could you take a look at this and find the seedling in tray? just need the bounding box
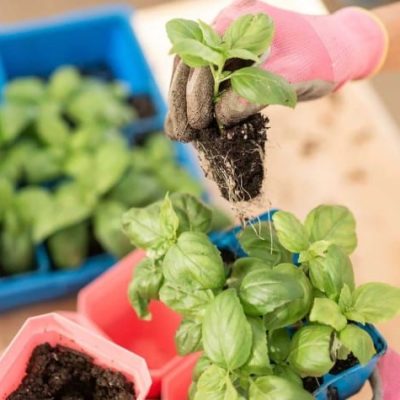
[122,193,400,399]
[166,14,297,202]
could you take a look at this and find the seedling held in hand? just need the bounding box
[167,14,297,107]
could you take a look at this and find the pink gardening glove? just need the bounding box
[373,349,400,399]
[213,0,388,126]
[165,0,388,139]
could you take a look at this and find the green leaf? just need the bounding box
[226,48,259,62]
[198,20,222,49]
[304,205,357,255]
[170,39,224,68]
[272,211,309,253]
[346,283,400,324]
[48,222,89,269]
[93,201,132,258]
[308,245,355,301]
[170,193,212,234]
[249,376,313,400]
[264,263,313,331]
[228,257,271,290]
[239,265,304,316]
[338,284,353,313]
[339,325,375,365]
[241,317,271,376]
[209,207,233,231]
[5,77,46,103]
[0,103,33,144]
[163,231,225,290]
[0,178,13,222]
[122,198,178,257]
[194,365,239,400]
[48,66,81,101]
[203,289,252,370]
[230,67,297,107]
[166,18,203,44]
[223,13,274,55]
[268,329,291,364]
[193,355,212,382]
[273,365,303,387]
[309,298,347,331]
[298,240,331,263]
[128,258,163,320]
[238,221,291,265]
[288,325,335,377]
[159,282,214,319]
[175,319,203,355]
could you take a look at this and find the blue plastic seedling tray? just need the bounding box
[0,6,204,312]
[211,212,387,400]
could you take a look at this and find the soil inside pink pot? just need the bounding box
[7,343,136,400]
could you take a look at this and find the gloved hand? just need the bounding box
[372,349,400,400]
[165,0,388,140]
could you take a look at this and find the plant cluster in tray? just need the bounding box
[122,193,400,399]
[0,67,204,275]
[167,14,296,202]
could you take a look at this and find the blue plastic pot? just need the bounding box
[0,6,203,312]
[210,212,387,400]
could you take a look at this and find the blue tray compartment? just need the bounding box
[211,212,387,400]
[0,6,204,312]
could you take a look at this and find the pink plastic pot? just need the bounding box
[162,353,200,400]
[0,312,151,400]
[78,250,183,397]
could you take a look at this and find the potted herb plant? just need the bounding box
[119,193,400,399]
[0,312,151,400]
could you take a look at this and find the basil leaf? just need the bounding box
[230,67,297,107]
[93,201,131,258]
[273,365,303,387]
[128,258,163,320]
[309,298,347,331]
[308,245,355,301]
[288,325,335,377]
[264,263,313,330]
[163,231,225,290]
[272,211,309,253]
[175,319,203,355]
[226,49,259,62]
[210,206,233,231]
[223,13,274,55]
[238,222,291,265]
[268,329,291,364]
[339,324,375,365]
[193,355,212,382]
[48,66,81,101]
[5,77,46,103]
[239,266,304,316]
[195,365,239,400]
[304,205,357,255]
[170,39,223,68]
[203,289,252,370]
[0,178,13,222]
[338,284,353,313]
[228,257,271,289]
[170,193,212,234]
[166,18,203,45]
[48,222,89,269]
[198,20,222,49]
[122,197,178,257]
[249,376,313,400]
[346,283,400,323]
[241,317,271,376]
[159,282,214,319]
[298,240,331,263]
[0,103,33,145]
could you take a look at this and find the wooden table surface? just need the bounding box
[1,1,399,399]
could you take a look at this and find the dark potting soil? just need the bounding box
[7,343,135,400]
[194,113,268,202]
[302,376,324,393]
[127,94,156,119]
[329,353,359,375]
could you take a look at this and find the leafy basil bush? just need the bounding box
[123,194,400,399]
[0,67,212,275]
[167,14,296,106]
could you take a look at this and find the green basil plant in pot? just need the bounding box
[122,193,400,399]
